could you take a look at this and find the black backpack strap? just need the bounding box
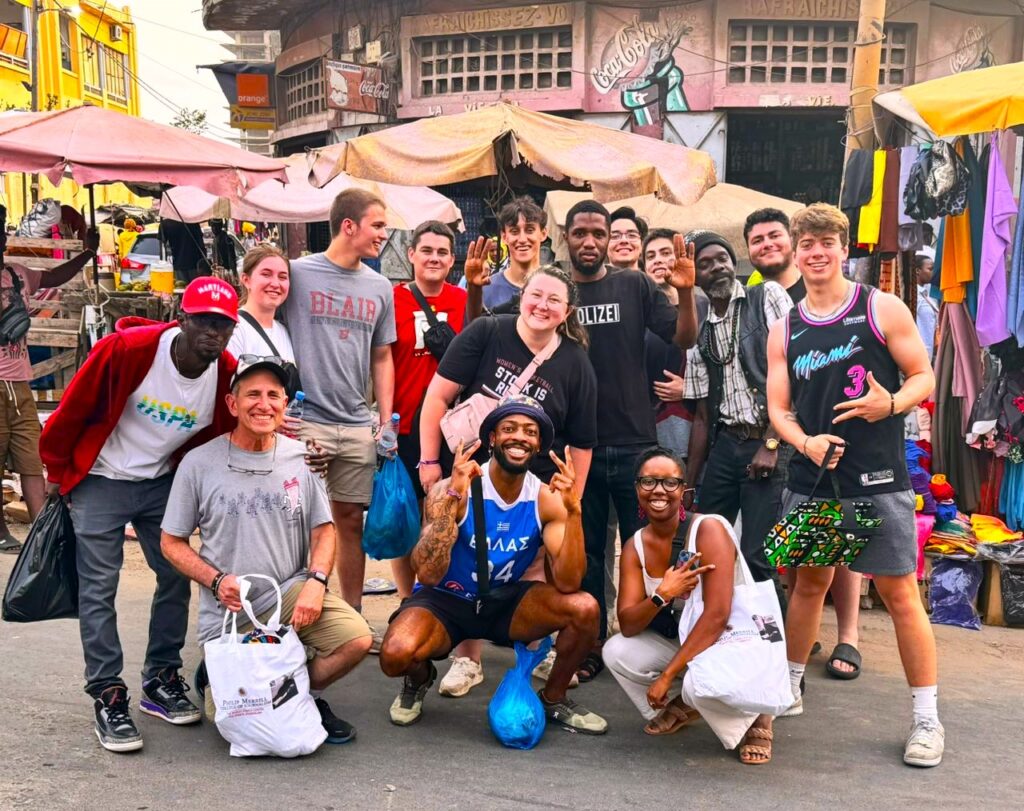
[670,512,696,564]
[408,283,441,329]
[238,310,282,357]
[471,476,489,613]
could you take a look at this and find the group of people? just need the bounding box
[2,186,943,768]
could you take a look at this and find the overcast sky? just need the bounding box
[129,1,237,143]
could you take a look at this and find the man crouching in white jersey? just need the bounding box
[379,395,607,735]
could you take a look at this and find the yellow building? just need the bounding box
[1,0,148,224]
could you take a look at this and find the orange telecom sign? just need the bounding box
[236,73,271,107]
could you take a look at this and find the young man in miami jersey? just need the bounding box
[765,204,942,767]
[379,396,607,735]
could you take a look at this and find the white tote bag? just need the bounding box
[204,574,327,758]
[678,515,793,721]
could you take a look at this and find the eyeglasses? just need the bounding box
[635,476,684,492]
[610,230,642,242]
[226,436,277,476]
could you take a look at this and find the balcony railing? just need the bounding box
[0,23,28,68]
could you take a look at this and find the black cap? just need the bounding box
[479,394,555,453]
[685,229,737,266]
[230,354,290,389]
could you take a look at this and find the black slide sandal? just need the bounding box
[825,643,862,680]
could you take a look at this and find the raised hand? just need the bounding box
[463,236,496,288]
[833,371,894,424]
[547,449,580,513]
[665,234,696,290]
[657,553,715,600]
[449,438,483,499]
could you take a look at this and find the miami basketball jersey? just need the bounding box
[436,466,543,601]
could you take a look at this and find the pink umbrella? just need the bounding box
[0,105,287,196]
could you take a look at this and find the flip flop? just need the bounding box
[363,578,397,595]
[825,643,862,680]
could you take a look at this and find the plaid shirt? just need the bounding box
[684,280,792,427]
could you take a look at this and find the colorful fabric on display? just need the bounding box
[999,459,1024,531]
[977,135,1015,346]
[971,513,1023,543]
[1007,169,1024,347]
[963,138,988,321]
[947,303,984,436]
[931,220,946,302]
[878,147,901,253]
[938,201,973,304]
[897,146,919,225]
[857,150,886,247]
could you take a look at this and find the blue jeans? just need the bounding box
[69,474,189,698]
[581,444,647,639]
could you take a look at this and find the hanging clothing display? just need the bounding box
[878,147,901,253]
[857,150,886,247]
[937,201,973,303]
[977,133,1016,346]
[1007,172,1024,347]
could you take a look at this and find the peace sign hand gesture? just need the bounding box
[547,449,580,514]
[449,439,483,499]
[665,234,696,291]
[463,237,496,288]
[833,371,894,424]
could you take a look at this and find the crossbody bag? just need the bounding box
[408,283,457,361]
[439,331,558,454]
[0,267,31,347]
[238,311,303,398]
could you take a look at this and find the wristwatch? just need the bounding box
[764,437,780,451]
[308,569,329,587]
[651,591,668,608]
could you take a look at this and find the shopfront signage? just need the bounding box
[325,60,391,114]
[741,0,858,18]
[236,73,271,107]
[415,3,571,36]
[229,105,275,130]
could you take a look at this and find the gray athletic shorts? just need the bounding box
[778,488,918,577]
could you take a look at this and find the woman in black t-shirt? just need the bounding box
[419,265,597,490]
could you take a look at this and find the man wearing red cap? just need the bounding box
[40,276,239,753]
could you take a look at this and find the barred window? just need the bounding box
[415,26,572,97]
[104,47,127,102]
[281,60,324,124]
[727,21,913,86]
[82,44,102,94]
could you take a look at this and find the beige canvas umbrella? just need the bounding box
[544,184,802,270]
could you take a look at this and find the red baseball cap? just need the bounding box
[180,276,239,322]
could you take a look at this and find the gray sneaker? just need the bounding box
[389,662,437,726]
[904,719,944,767]
[779,690,803,718]
[538,689,608,735]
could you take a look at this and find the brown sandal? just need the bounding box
[738,724,773,765]
[643,697,700,736]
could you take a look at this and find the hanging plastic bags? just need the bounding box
[488,637,552,750]
[929,558,983,630]
[362,456,421,560]
[2,496,78,623]
[204,574,326,758]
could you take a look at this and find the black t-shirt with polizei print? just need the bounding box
[437,314,598,482]
[576,268,678,446]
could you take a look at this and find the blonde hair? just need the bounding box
[790,203,850,248]
[239,245,290,305]
[522,265,589,350]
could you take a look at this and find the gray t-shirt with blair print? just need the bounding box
[162,434,333,645]
[282,252,396,426]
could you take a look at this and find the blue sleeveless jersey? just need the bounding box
[435,467,544,601]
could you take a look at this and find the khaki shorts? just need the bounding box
[299,421,376,504]
[0,381,43,476]
[204,581,371,718]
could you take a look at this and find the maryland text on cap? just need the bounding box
[181,276,239,322]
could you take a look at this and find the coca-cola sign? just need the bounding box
[325,59,391,113]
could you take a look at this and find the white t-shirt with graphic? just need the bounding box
[90,328,218,481]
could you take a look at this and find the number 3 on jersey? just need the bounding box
[470,559,516,585]
[844,364,867,398]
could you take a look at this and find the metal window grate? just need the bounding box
[104,47,127,103]
[415,26,572,97]
[727,21,912,86]
[281,60,325,124]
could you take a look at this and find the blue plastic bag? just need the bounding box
[488,637,552,750]
[362,457,420,560]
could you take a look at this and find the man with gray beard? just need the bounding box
[682,231,792,587]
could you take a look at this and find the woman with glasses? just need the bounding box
[608,206,648,271]
[603,446,777,764]
[227,245,295,363]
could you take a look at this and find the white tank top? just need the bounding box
[631,529,664,599]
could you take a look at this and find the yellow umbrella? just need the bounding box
[873,62,1024,138]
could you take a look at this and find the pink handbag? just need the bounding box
[440,334,559,453]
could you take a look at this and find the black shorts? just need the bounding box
[389,581,539,651]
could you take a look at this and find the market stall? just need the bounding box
[855,62,1024,628]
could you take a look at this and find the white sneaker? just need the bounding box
[368,624,384,655]
[531,648,579,688]
[779,690,803,718]
[904,719,944,767]
[437,657,484,697]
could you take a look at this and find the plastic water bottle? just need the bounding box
[377,412,399,457]
[284,391,305,421]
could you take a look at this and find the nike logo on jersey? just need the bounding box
[791,328,809,341]
[791,335,864,380]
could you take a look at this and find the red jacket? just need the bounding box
[40,317,237,494]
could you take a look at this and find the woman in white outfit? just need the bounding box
[226,245,295,362]
[602,446,777,764]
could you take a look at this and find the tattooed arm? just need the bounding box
[411,480,466,586]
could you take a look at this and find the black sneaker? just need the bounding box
[315,698,355,744]
[94,687,143,753]
[140,669,202,725]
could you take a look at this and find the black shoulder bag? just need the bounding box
[237,310,303,399]
[0,267,32,347]
[408,283,457,361]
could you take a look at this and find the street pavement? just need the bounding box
[1,545,1022,811]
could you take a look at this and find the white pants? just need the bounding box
[602,631,682,721]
